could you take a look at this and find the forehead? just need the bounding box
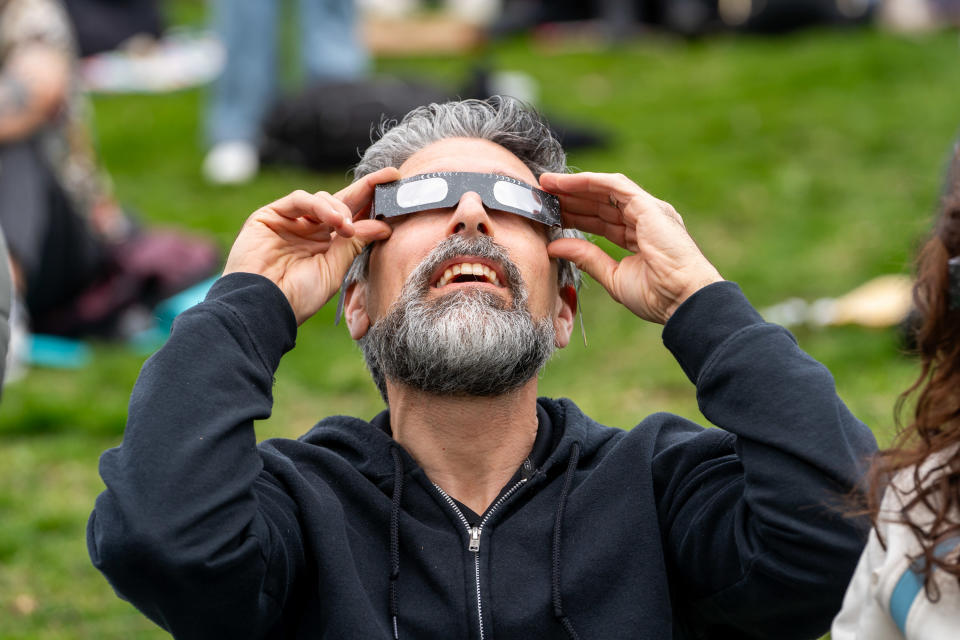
[399,137,538,186]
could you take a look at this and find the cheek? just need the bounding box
[518,234,554,277]
[367,239,433,317]
[510,244,557,306]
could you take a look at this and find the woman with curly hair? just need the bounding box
[833,144,960,638]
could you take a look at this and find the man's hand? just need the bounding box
[222,167,400,324]
[540,172,723,324]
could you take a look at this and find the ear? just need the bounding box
[553,285,577,348]
[344,281,371,340]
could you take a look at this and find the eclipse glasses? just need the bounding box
[373,172,561,227]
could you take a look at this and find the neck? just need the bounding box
[386,379,540,515]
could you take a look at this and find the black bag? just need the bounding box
[260,78,452,171]
[260,73,608,172]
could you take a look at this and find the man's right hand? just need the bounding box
[222,167,400,325]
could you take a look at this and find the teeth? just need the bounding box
[434,262,501,288]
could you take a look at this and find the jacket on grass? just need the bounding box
[88,274,878,639]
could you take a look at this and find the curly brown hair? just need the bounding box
[866,143,960,600]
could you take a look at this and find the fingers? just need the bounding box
[255,168,400,241]
[352,219,392,244]
[260,189,357,236]
[542,172,674,224]
[334,166,402,220]
[543,172,686,251]
[560,212,630,249]
[540,171,646,205]
[557,193,623,224]
[548,237,621,301]
[325,219,392,275]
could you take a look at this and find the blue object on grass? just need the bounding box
[154,276,218,332]
[24,278,219,367]
[27,334,92,369]
[126,276,219,355]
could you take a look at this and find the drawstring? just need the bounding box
[389,446,404,640]
[387,441,582,639]
[551,442,582,640]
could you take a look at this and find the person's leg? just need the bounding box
[298,0,369,82]
[0,140,104,319]
[202,0,281,183]
[204,0,280,146]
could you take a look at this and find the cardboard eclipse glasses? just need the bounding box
[373,172,561,227]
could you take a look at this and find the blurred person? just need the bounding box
[90,97,877,638]
[0,0,217,363]
[0,0,123,343]
[203,0,369,185]
[832,142,960,639]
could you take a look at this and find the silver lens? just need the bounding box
[493,180,541,216]
[396,177,449,208]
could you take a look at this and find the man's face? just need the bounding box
[344,136,575,399]
[361,137,565,332]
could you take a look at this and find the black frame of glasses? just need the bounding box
[372,172,562,227]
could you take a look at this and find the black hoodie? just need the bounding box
[88,274,877,639]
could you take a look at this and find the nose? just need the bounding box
[447,191,491,237]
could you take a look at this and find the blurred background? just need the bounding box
[1,0,958,636]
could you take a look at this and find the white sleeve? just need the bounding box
[831,525,905,640]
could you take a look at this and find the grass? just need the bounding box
[2,18,958,637]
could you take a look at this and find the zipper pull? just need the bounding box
[468,526,481,553]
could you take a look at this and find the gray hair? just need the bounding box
[340,97,583,313]
[354,96,567,179]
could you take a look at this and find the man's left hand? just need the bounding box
[540,171,723,324]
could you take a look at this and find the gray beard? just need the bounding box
[360,235,556,401]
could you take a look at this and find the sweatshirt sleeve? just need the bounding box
[655,281,877,639]
[87,273,304,638]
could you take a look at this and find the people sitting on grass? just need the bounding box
[88,97,877,638]
[0,0,217,373]
[832,140,960,639]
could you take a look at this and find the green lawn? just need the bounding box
[2,20,957,638]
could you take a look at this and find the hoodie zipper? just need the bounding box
[433,478,527,640]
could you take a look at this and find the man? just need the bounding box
[89,97,877,639]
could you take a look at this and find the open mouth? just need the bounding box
[432,259,504,289]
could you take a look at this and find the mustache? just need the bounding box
[404,235,525,301]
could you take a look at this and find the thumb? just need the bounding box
[548,237,620,301]
[328,219,392,274]
[353,218,392,244]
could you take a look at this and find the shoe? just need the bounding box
[202,141,259,185]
